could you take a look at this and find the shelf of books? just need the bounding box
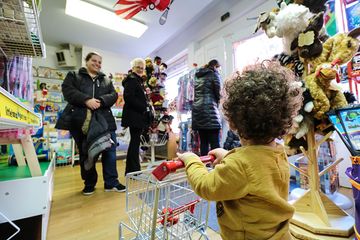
[33,66,73,167]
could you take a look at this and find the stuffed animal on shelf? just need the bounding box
[153,56,162,78]
[148,76,158,89]
[160,63,168,73]
[145,57,154,80]
[305,33,360,119]
[150,87,164,106]
[291,12,324,59]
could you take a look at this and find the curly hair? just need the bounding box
[222,61,303,144]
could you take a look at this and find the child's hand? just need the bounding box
[176,152,199,166]
[208,148,229,166]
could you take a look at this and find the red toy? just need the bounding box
[152,155,215,181]
[114,0,171,20]
[159,199,200,226]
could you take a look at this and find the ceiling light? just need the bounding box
[65,0,147,38]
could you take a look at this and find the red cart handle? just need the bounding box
[152,155,215,181]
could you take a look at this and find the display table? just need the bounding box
[0,86,54,240]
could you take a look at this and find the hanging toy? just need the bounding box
[114,0,171,20]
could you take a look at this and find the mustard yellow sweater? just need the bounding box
[185,145,294,240]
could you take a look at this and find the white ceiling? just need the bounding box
[39,0,216,59]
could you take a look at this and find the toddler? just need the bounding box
[178,62,302,240]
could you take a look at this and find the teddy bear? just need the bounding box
[305,33,359,119]
[291,12,324,59]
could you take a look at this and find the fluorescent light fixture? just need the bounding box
[65,0,148,38]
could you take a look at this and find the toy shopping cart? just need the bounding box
[119,156,215,240]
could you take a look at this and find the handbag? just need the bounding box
[118,127,131,143]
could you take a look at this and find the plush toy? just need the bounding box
[148,76,158,89]
[305,33,359,119]
[276,0,327,13]
[274,2,313,55]
[153,56,162,78]
[160,63,168,73]
[286,80,314,139]
[254,10,278,38]
[307,33,360,72]
[344,91,357,104]
[291,12,324,59]
[150,87,164,106]
[145,57,154,80]
[273,52,304,77]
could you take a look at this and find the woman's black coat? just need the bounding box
[55,67,117,131]
[192,67,222,130]
[121,72,148,129]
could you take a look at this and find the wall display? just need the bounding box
[33,66,72,165]
[33,66,67,80]
[324,0,338,36]
[345,1,360,31]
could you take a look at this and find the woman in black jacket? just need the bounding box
[192,59,222,156]
[56,52,125,195]
[121,58,149,175]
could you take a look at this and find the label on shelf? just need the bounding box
[0,88,41,126]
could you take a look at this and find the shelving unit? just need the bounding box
[0,0,45,58]
[0,86,54,240]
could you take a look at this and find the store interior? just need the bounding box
[1,0,360,239]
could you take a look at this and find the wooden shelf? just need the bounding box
[290,127,354,237]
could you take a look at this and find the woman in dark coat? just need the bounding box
[56,52,125,195]
[192,59,222,156]
[121,58,149,175]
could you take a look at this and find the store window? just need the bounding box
[233,33,283,71]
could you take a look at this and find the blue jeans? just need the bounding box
[71,131,120,188]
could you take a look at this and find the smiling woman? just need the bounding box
[121,58,151,175]
[55,51,126,195]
